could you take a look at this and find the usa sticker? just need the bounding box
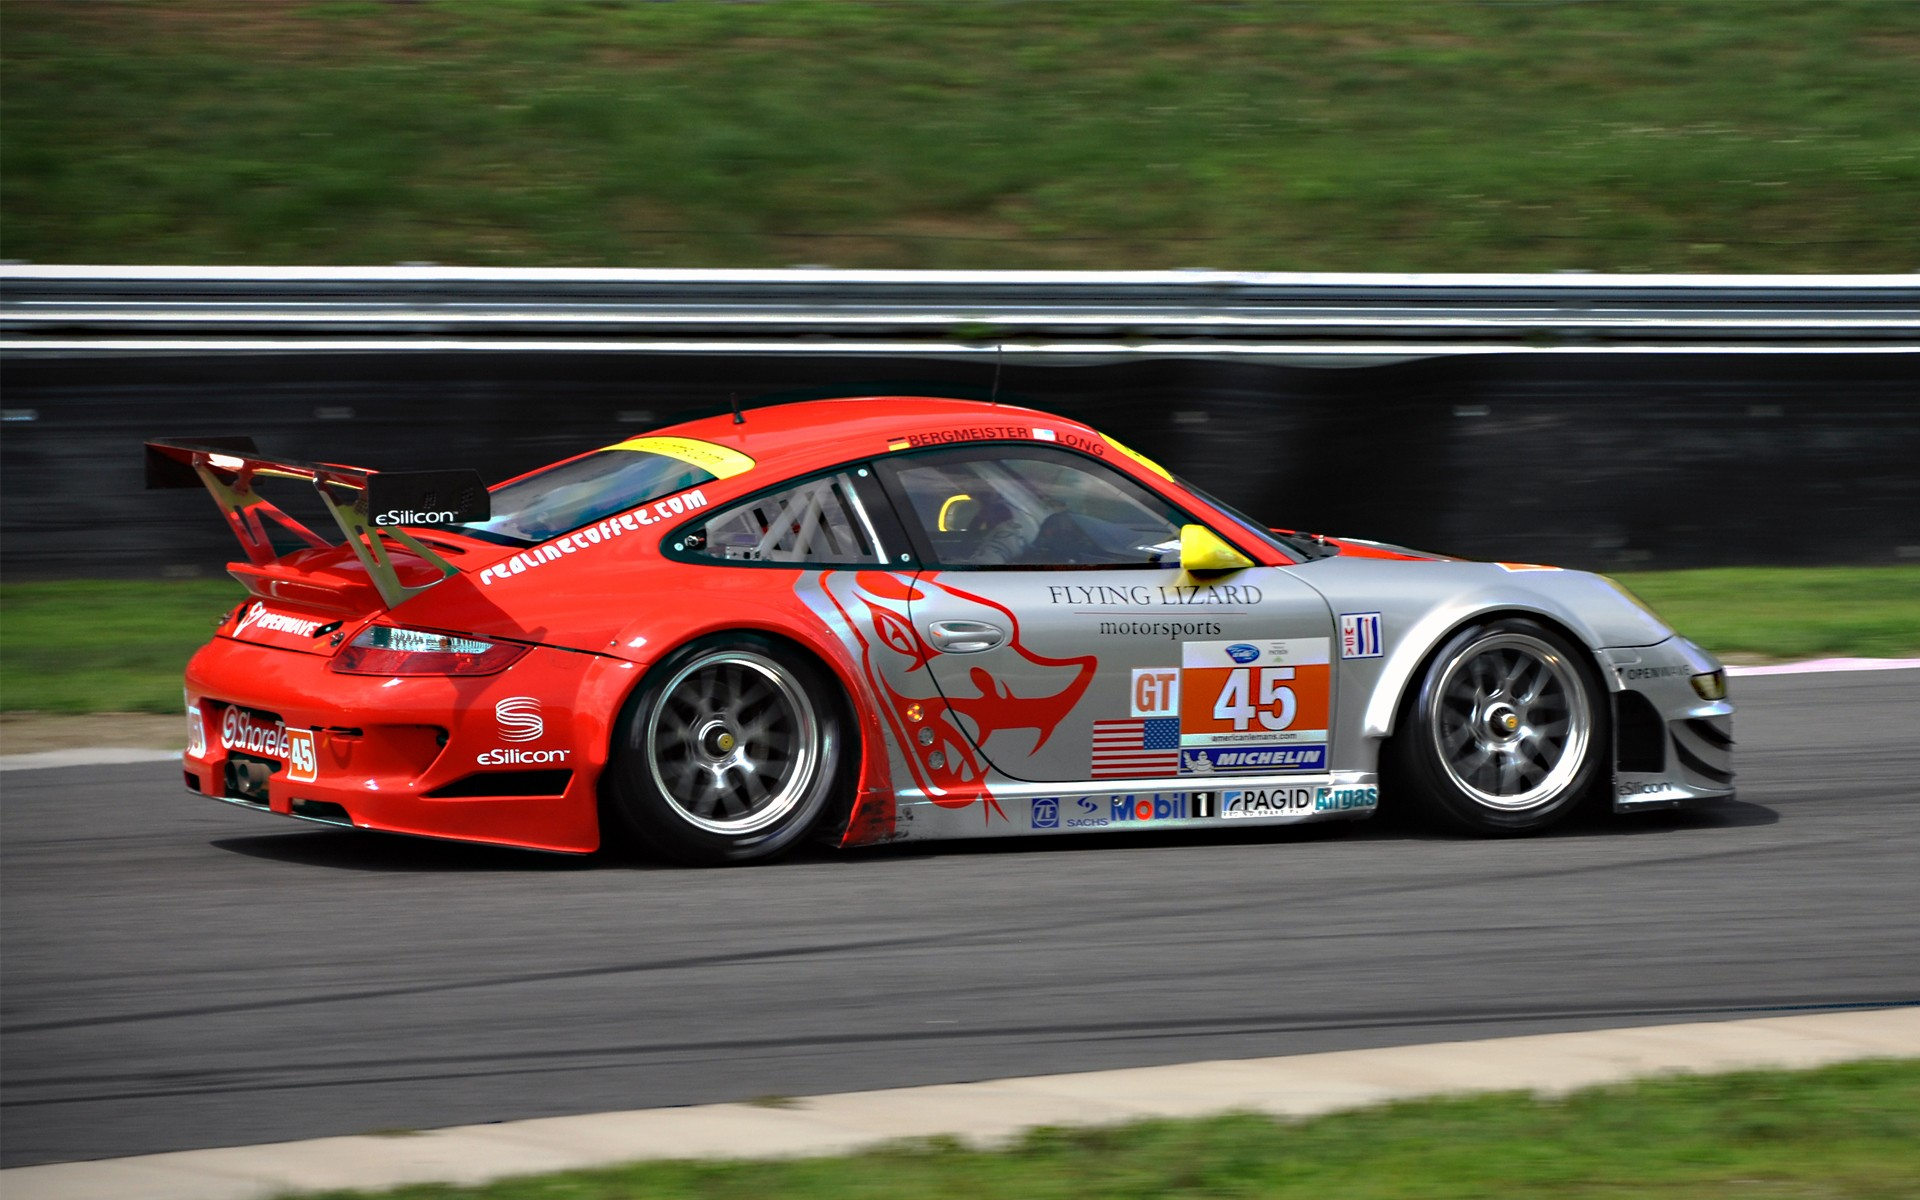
[186,705,206,757]
[1340,612,1383,659]
[1033,428,1058,441]
[285,728,319,783]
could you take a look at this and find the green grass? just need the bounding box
[288,1059,1920,1199]
[1614,566,1920,663]
[4,1,1919,271]
[2,567,1914,715]
[0,579,242,714]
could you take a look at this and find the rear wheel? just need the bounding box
[1388,617,1609,834]
[607,636,842,864]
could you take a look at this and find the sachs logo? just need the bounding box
[495,696,544,742]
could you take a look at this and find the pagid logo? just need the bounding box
[495,696,544,742]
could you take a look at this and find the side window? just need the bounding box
[683,470,888,565]
[876,445,1187,569]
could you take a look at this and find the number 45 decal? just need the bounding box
[1180,639,1331,741]
[286,728,319,783]
[1212,666,1298,731]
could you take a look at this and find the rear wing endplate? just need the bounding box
[145,438,490,610]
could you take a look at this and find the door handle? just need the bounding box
[926,620,1006,653]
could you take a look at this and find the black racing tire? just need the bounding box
[606,634,844,865]
[1386,616,1611,835]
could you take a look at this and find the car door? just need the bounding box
[871,443,1337,785]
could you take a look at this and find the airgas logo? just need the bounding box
[1314,786,1378,812]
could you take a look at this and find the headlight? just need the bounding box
[330,625,530,676]
[1691,669,1728,701]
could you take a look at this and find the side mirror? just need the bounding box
[1179,525,1254,573]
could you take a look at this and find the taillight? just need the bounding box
[330,625,530,676]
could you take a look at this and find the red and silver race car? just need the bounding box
[150,395,1733,864]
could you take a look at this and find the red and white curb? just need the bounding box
[4,1007,1915,1200]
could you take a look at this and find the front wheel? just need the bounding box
[606,636,844,865]
[1387,617,1609,835]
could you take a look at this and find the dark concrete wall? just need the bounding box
[2,352,1915,578]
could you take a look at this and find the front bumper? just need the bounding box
[182,635,640,852]
[1603,637,1736,811]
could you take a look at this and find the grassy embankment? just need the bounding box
[286,1060,1920,1200]
[4,1,1918,272]
[1,568,1915,715]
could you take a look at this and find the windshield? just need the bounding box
[460,451,710,544]
[1176,476,1338,562]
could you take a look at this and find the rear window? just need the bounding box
[461,437,753,544]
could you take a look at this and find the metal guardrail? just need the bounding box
[4,266,1918,360]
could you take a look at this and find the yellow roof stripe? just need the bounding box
[1102,434,1172,479]
[601,436,755,478]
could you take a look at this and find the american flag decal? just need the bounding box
[1091,717,1181,778]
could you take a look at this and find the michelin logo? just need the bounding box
[1182,745,1326,774]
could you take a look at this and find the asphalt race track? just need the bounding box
[3,669,1916,1168]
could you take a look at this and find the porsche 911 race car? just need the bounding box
[150,395,1733,864]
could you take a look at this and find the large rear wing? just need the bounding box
[145,438,490,610]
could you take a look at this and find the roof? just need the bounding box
[650,396,1105,479]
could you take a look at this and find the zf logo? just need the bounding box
[1032,798,1060,829]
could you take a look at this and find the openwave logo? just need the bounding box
[495,696,543,742]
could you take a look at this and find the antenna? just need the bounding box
[729,392,745,425]
[990,344,1004,406]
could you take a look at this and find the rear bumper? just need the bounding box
[182,635,638,852]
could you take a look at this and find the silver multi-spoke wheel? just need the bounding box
[645,650,821,836]
[1391,618,1606,835]
[1425,631,1590,811]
